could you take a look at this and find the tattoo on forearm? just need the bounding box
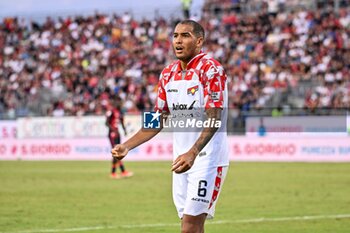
[192,108,221,155]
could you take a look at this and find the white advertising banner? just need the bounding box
[229,136,350,162]
[16,116,108,139]
[1,136,349,162]
[0,138,111,160]
[122,114,142,141]
[246,116,348,137]
[0,120,17,139]
[0,137,172,161]
[16,115,142,139]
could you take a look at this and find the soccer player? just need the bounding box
[111,20,229,233]
[106,99,133,179]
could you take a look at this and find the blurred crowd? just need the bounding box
[0,11,174,118]
[203,0,350,117]
[0,0,350,121]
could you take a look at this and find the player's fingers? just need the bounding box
[174,164,189,174]
[111,149,121,157]
[112,153,124,160]
[171,160,183,172]
[113,144,122,151]
[172,157,180,166]
[111,146,117,153]
[112,145,125,154]
[111,151,119,158]
[111,149,119,157]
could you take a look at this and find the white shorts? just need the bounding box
[172,166,228,219]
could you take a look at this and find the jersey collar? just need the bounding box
[177,52,206,71]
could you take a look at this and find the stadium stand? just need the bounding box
[0,0,349,132]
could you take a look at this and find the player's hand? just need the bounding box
[171,151,197,174]
[111,144,129,160]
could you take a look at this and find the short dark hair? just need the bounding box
[177,20,205,39]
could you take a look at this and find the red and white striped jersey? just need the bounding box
[154,53,229,171]
[155,53,226,112]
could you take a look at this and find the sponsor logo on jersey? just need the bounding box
[172,103,188,110]
[172,100,196,111]
[187,85,199,95]
[167,89,178,93]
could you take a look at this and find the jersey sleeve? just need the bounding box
[203,61,227,109]
[154,73,169,113]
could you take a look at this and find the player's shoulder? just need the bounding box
[200,54,224,70]
[161,61,179,75]
[160,61,180,84]
[199,54,226,79]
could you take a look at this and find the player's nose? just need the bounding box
[173,36,182,44]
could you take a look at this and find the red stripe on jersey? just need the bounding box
[208,166,223,209]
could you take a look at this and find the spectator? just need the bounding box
[0,0,349,129]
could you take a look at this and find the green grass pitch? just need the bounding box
[1,161,350,233]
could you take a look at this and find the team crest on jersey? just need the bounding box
[187,85,199,95]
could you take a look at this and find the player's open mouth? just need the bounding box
[175,47,184,52]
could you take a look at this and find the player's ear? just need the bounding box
[196,36,204,49]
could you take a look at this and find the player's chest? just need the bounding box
[164,79,204,110]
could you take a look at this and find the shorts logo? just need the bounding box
[191,197,209,203]
[187,85,199,95]
[143,111,161,129]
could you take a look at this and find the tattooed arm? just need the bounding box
[171,108,222,173]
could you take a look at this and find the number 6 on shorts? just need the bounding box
[198,180,207,197]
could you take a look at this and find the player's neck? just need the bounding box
[179,51,202,70]
[179,56,195,70]
[180,61,188,70]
